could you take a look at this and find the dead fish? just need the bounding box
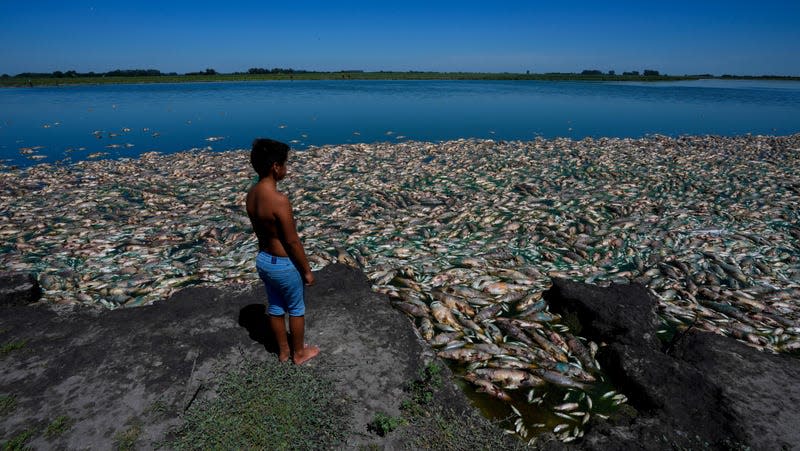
[565,333,597,371]
[463,373,512,401]
[438,348,493,363]
[430,331,463,347]
[532,369,590,391]
[495,318,535,347]
[527,329,569,363]
[390,301,428,319]
[474,368,545,388]
[475,303,505,322]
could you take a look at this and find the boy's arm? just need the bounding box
[274,195,315,285]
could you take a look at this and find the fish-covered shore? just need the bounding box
[2,134,799,442]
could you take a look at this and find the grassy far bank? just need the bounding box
[3,71,799,87]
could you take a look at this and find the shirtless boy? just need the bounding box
[246,138,319,365]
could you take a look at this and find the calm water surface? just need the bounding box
[1,79,799,167]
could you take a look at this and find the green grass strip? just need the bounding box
[168,360,348,450]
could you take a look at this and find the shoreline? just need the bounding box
[4,132,800,172]
[3,72,800,88]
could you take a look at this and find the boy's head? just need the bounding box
[251,138,290,179]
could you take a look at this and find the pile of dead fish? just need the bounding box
[1,134,799,443]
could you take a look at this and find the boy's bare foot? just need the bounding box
[293,344,320,365]
[278,351,291,363]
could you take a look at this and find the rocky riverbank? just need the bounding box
[3,268,799,449]
[0,265,521,449]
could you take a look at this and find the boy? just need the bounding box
[246,138,319,365]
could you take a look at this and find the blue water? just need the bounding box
[2,79,800,168]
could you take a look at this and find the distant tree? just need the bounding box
[53,70,64,78]
[623,71,640,76]
[581,69,603,75]
[1,74,8,78]
[107,69,162,77]
[643,69,660,76]
[526,70,530,75]
[608,70,615,75]
[204,68,216,75]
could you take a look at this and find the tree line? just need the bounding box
[0,68,318,78]
[3,69,178,78]
[581,69,662,76]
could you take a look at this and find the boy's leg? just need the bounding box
[268,314,291,362]
[289,316,319,365]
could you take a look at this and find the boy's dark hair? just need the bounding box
[251,138,290,178]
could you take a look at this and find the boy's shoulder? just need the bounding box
[250,183,290,205]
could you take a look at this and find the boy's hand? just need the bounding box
[302,271,315,286]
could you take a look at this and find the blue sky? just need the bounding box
[1,1,799,76]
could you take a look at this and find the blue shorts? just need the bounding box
[255,251,305,317]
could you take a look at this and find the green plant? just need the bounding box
[0,395,16,417]
[44,416,73,438]
[114,423,142,451]
[403,362,443,413]
[2,428,35,451]
[368,412,404,437]
[146,399,170,419]
[0,340,26,357]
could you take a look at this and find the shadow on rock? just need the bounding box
[238,303,280,355]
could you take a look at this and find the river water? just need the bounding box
[2,79,800,168]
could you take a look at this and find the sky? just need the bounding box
[1,1,799,76]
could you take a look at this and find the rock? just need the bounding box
[544,277,660,348]
[0,271,41,307]
[543,278,800,450]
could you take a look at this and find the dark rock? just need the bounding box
[544,278,800,450]
[544,278,660,348]
[672,329,800,450]
[0,271,41,306]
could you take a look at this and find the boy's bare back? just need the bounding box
[246,175,314,286]
[246,180,292,257]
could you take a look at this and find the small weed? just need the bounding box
[403,362,443,416]
[114,423,142,451]
[419,362,442,388]
[0,395,17,417]
[2,428,35,451]
[368,412,405,437]
[44,415,73,438]
[146,399,170,419]
[0,340,26,357]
